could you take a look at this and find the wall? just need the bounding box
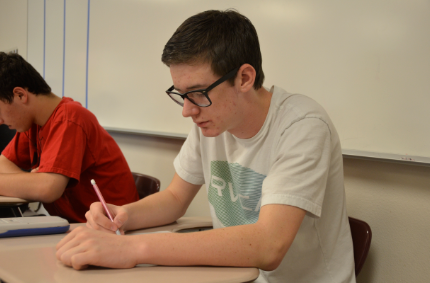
[0,0,27,56]
[110,133,211,218]
[344,158,430,283]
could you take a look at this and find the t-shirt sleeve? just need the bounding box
[174,125,205,185]
[261,117,332,217]
[37,120,89,184]
[2,132,32,170]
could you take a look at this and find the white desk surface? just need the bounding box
[0,196,29,205]
[0,217,259,283]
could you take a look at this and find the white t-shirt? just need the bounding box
[174,86,356,283]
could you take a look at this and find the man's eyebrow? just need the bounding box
[174,84,207,93]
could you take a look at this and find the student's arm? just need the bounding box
[0,155,69,202]
[0,155,24,173]
[85,173,201,233]
[56,174,305,271]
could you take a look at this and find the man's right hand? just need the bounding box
[85,202,129,235]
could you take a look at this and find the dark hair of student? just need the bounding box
[161,9,265,89]
[0,52,51,103]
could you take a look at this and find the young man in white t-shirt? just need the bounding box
[56,9,356,283]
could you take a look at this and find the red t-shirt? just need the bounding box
[3,97,139,222]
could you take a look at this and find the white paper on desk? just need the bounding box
[126,230,172,236]
[135,263,157,267]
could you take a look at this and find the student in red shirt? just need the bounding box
[0,52,139,223]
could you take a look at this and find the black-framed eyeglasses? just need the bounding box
[166,67,239,107]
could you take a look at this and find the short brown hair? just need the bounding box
[161,9,265,89]
[0,52,51,103]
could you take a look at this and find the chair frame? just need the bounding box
[349,216,372,275]
[131,172,160,199]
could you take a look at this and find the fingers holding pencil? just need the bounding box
[89,179,127,235]
[85,202,116,233]
[86,202,129,234]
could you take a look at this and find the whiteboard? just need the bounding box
[27,0,430,159]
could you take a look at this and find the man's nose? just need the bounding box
[182,98,200,118]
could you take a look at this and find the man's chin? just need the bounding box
[199,128,222,138]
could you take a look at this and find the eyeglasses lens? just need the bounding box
[187,92,210,107]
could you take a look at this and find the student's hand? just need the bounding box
[85,202,129,235]
[30,167,39,173]
[56,226,138,270]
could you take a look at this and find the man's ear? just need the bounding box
[12,87,29,103]
[236,64,256,93]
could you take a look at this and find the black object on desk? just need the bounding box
[0,124,16,154]
[0,125,24,218]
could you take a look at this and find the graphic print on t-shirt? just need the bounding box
[208,161,266,227]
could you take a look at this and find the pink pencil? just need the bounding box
[91,179,121,235]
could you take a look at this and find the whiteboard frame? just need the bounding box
[104,127,430,167]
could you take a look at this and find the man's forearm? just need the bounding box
[123,189,192,231]
[0,172,67,202]
[131,223,268,268]
[121,173,202,231]
[128,204,305,271]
